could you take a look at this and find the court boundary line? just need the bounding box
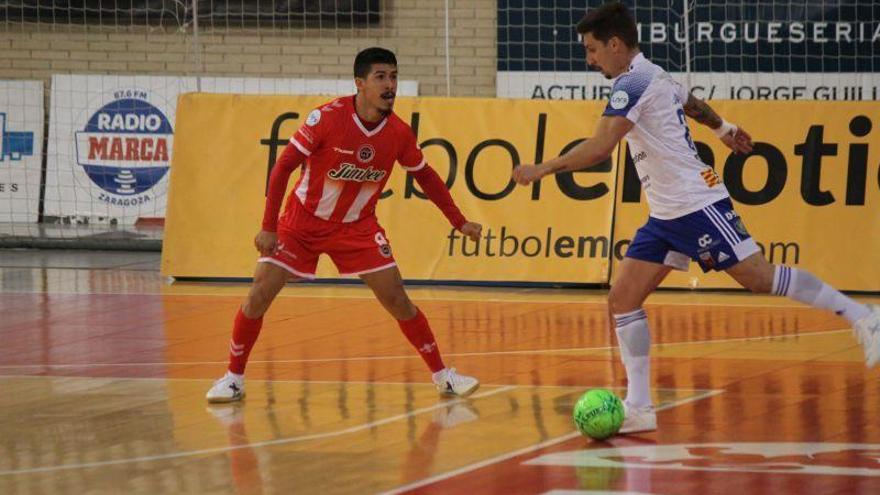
[0,381,721,480]
[0,327,852,370]
[0,385,518,477]
[0,373,713,395]
[4,288,867,309]
[378,389,725,495]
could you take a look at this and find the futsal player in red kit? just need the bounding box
[206,47,483,403]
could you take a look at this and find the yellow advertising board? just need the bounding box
[163,96,879,291]
[162,94,617,284]
[611,102,880,291]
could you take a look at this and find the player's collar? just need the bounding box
[628,52,646,71]
[350,95,388,137]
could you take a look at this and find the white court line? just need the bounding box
[0,385,517,477]
[378,389,725,495]
[1,287,854,309]
[0,328,851,370]
[0,374,712,397]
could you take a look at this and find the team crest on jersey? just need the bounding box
[698,250,715,268]
[374,232,392,258]
[357,144,375,163]
[306,109,321,126]
[379,244,392,258]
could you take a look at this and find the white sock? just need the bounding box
[614,308,652,409]
[773,266,870,324]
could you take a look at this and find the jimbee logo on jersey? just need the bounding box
[73,89,172,206]
[357,144,375,163]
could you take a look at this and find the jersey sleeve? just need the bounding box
[261,143,307,232]
[603,73,653,123]
[290,106,329,156]
[675,80,690,103]
[397,126,426,172]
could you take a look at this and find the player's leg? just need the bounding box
[696,197,880,366]
[332,219,478,397]
[207,231,317,403]
[207,262,294,403]
[359,265,479,397]
[609,256,671,434]
[232,261,294,371]
[726,251,879,366]
[611,216,688,434]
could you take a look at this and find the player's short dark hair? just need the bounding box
[354,47,397,78]
[576,2,639,49]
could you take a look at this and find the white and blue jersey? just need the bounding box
[607,53,759,271]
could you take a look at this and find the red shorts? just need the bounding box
[259,209,396,279]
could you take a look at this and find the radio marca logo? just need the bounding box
[74,89,173,206]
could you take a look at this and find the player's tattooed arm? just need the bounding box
[682,94,723,130]
[683,93,754,154]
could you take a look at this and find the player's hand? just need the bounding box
[254,230,278,257]
[721,126,753,155]
[459,222,482,242]
[512,164,544,186]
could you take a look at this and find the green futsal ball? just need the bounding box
[572,389,624,440]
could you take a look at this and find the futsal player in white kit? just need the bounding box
[511,2,880,435]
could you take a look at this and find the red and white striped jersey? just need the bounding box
[282,95,424,225]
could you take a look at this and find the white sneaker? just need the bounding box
[432,367,480,397]
[854,305,880,368]
[619,401,657,434]
[206,371,245,403]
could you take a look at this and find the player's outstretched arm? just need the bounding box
[410,164,482,241]
[683,94,753,155]
[512,115,632,186]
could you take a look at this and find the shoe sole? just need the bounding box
[618,414,658,435]
[618,425,657,435]
[206,392,245,404]
[439,382,480,398]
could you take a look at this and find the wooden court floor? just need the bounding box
[1,249,879,494]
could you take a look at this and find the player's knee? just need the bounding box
[242,282,276,318]
[241,298,267,319]
[607,287,632,315]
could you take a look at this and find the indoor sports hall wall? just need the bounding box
[3,1,877,245]
[0,1,496,98]
[161,95,880,291]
